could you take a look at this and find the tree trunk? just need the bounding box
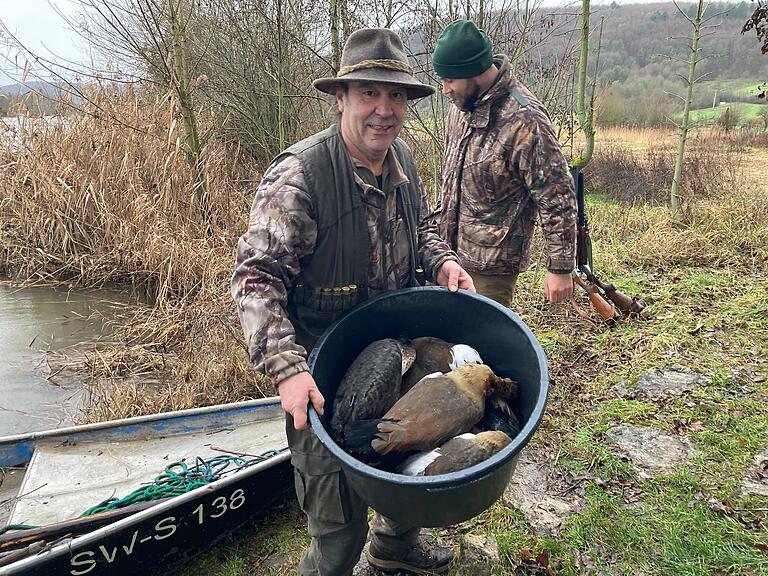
[670,0,706,222]
[330,0,340,72]
[167,0,212,233]
[572,0,595,169]
[276,0,287,151]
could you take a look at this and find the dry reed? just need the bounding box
[0,89,271,422]
[583,127,768,271]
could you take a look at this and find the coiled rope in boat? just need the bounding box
[0,447,289,534]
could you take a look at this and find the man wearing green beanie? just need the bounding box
[432,19,577,307]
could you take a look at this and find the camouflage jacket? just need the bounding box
[437,55,577,275]
[231,135,457,386]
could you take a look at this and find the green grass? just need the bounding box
[697,78,766,100]
[559,474,768,576]
[685,102,768,125]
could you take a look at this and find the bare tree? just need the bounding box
[668,0,726,221]
[194,0,331,160]
[69,0,212,230]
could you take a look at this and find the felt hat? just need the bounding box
[314,28,435,100]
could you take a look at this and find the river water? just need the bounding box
[0,283,133,437]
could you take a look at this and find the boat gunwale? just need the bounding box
[0,397,282,447]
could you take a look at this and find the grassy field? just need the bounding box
[685,102,768,125]
[1,105,766,575]
[696,79,766,100]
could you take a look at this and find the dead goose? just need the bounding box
[397,430,512,476]
[330,338,415,446]
[345,363,517,457]
[401,337,483,395]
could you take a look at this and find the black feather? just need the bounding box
[476,397,521,439]
[343,418,393,455]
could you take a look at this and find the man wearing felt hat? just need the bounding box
[232,27,471,575]
[432,20,578,308]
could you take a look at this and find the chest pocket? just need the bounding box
[464,152,507,208]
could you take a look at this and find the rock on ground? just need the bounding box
[612,365,707,400]
[741,445,768,496]
[453,533,499,576]
[503,449,584,535]
[604,425,696,479]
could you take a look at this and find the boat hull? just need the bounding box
[0,399,293,576]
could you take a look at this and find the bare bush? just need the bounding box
[585,134,744,208]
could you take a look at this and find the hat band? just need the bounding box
[337,59,414,78]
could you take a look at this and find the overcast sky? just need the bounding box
[1,0,87,83]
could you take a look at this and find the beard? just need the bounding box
[450,81,482,111]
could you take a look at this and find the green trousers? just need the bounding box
[286,416,419,576]
[471,271,519,307]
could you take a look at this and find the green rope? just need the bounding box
[1,447,289,533]
[80,449,289,516]
[0,524,37,535]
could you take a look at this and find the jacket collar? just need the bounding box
[466,54,516,128]
[350,146,410,195]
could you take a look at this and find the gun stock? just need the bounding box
[573,273,619,323]
[592,278,646,317]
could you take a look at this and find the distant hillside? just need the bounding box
[0,81,83,116]
[584,1,767,82]
[533,1,768,125]
[0,81,64,97]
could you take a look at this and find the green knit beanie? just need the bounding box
[432,20,493,79]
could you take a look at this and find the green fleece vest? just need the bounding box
[278,124,421,349]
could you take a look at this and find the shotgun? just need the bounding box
[572,167,645,320]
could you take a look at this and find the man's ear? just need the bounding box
[335,87,345,113]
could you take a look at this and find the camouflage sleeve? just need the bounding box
[513,108,577,273]
[415,175,459,280]
[230,155,316,386]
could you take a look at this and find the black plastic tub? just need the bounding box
[307,286,548,527]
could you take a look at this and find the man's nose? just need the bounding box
[375,97,394,116]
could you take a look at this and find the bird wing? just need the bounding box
[371,376,483,455]
[330,338,404,443]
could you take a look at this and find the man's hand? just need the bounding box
[277,371,325,430]
[544,271,574,304]
[436,260,476,293]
